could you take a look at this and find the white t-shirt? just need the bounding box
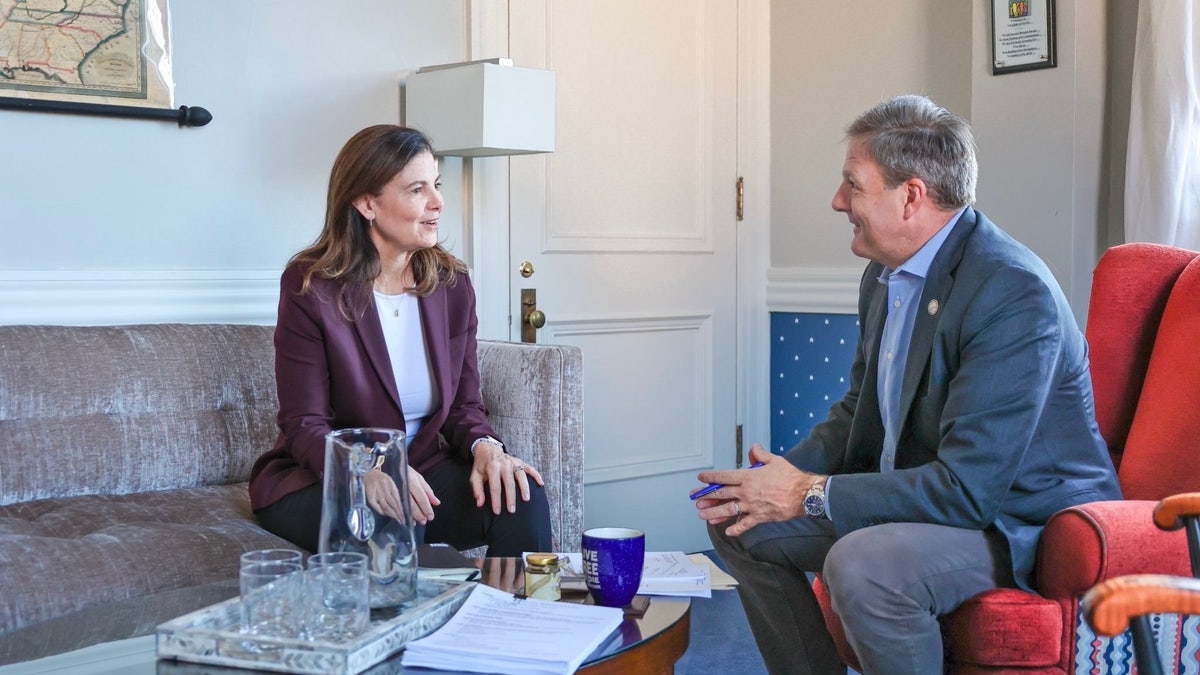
[374,290,438,445]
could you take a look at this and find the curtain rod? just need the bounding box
[0,97,212,127]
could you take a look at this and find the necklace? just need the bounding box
[377,291,402,318]
[374,275,412,318]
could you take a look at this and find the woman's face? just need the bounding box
[357,150,443,264]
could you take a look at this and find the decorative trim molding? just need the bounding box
[0,270,279,326]
[737,0,772,451]
[766,266,862,314]
[545,313,714,484]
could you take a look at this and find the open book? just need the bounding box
[400,583,622,675]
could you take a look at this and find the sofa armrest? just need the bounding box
[475,340,584,553]
[1039,500,1191,599]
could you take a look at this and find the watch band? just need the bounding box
[804,476,829,519]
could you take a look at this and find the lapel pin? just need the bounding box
[927,299,939,315]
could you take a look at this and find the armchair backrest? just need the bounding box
[1085,243,1199,475]
[1116,253,1200,500]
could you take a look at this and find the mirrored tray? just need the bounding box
[156,578,473,675]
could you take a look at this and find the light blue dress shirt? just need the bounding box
[875,210,962,472]
[823,209,964,517]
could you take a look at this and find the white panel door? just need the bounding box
[508,0,739,553]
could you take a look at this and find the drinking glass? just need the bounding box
[239,560,303,637]
[306,551,370,642]
[240,549,303,568]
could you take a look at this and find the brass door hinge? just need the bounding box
[736,177,745,221]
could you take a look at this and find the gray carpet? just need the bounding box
[675,551,768,674]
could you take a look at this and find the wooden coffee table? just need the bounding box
[0,557,691,674]
[580,595,690,674]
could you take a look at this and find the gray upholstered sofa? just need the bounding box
[0,324,583,662]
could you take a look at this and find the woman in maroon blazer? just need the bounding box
[249,125,552,556]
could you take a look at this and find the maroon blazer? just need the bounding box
[249,263,498,510]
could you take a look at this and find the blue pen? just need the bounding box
[689,462,765,500]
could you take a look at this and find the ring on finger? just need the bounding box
[732,501,741,516]
[513,462,526,474]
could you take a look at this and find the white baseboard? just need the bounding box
[766,266,862,314]
[0,270,280,326]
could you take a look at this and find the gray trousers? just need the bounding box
[709,517,1013,675]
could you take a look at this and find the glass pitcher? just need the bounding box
[319,428,418,607]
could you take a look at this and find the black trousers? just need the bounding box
[255,458,553,557]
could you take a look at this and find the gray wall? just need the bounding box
[1,0,1140,330]
[0,0,466,324]
[770,1,971,272]
[770,0,1133,327]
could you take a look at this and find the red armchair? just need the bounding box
[814,243,1200,673]
[1081,493,1200,675]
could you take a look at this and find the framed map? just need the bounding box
[0,0,174,108]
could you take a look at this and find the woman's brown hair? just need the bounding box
[291,125,467,319]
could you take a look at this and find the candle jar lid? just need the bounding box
[525,553,559,569]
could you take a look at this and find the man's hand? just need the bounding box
[469,441,545,515]
[692,443,826,537]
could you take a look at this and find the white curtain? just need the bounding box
[1126,0,1200,250]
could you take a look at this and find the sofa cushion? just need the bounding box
[944,588,1063,668]
[0,324,278,506]
[0,482,295,636]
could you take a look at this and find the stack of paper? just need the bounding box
[687,552,738,590]
[401,583,622,675]
[553,551,714,598]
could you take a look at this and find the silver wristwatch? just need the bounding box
[803,476,828,519]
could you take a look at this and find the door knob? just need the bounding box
[519,261,535,278]
[520,288,545,343]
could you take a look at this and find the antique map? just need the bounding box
[0,0,172,106]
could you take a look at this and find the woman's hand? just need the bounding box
[362,465,440,525]
[469,441,544,515]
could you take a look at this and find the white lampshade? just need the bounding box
[405,59,556,157]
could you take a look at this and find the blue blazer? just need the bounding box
[788,208,1121,590]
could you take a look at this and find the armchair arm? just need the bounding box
[475,340,584,553]
[1038,500,1191,599]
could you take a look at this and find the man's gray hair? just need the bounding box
[846,94,977,210]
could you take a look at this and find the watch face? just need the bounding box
[804,494,825,518]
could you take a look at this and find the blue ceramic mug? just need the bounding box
[582,527,645,607]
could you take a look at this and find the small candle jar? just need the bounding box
[524,553,561,601]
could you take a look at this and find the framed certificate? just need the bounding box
[991,0,1057,75]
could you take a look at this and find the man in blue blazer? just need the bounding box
[695,95,1121,674]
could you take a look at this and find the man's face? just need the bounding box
[831,139,914,268]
